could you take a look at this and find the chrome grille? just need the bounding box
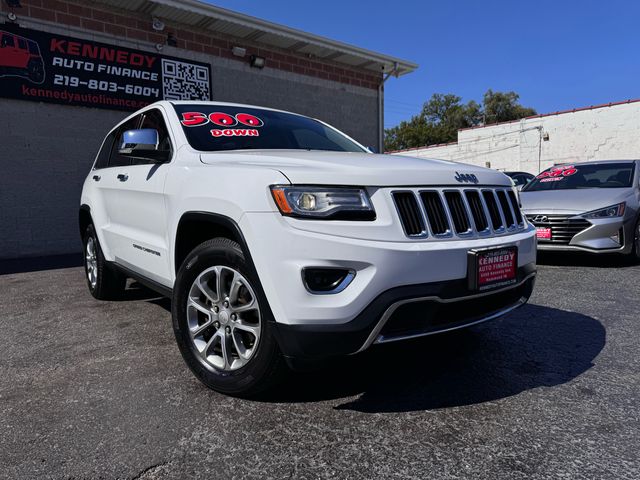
[420,191,449,235]
[393,187,525,239]
[392,192,425,236]
[526,215,591,244]
[444,191,471,234]
[465,190,489,232]
[483,190,504,230]
[496,190,515,228]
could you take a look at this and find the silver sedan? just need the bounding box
[521,160,640,260]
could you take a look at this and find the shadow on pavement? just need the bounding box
[108,281,168,302]
[537,250,637,268]
[260,304,605,412]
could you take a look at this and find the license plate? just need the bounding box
[536,227,552,240]
[468,246,518,291]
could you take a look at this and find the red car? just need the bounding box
[0,30,45,83]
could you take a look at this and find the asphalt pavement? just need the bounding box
[0,253,638,479]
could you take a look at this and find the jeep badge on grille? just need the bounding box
[454,172,479,184]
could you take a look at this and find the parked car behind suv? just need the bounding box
[80,101,537,396]
[521,160,640,259]
[504,171,535,190]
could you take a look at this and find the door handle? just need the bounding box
[92,175,101,182]
[117,173,129,182]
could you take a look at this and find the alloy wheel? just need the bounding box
[186,266,261,371]
[85,236,98,289]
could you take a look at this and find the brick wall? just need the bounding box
[2,0,382,90]
[0,1,381,260]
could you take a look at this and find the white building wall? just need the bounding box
[393,100,640,174]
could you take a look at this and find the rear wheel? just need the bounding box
[172,238,286,397]
[83,224,126,300]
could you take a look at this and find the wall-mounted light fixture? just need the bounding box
[152,17,165,32]
[250,55,265,69]
[5,0,21,20]
[231,46,246,58]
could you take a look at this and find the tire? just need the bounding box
[172,238,286,397]
[82,224,127,300]
[628,217,640,263]
[27,60,44,84]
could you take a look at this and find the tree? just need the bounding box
[384,90,536,151]
[482,89,537,125]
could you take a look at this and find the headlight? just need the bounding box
[582,202,626,219]
[270,185,375,220]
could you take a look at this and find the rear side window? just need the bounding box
[511,174,530,187]
[93,132,116,170]
[108,115,142,168]
[28,41,39,55]
[17,38,27,50]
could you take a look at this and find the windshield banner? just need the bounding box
[0,24,211,111]
[536,165,578,182]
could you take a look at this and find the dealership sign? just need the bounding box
[0,24,211,110]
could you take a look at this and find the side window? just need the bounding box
[1,34,15,48]
[134,108,173,165]
[17,38,27,50]
[94,131,116,170]
[108,115,142,168]
[512,175,526,187]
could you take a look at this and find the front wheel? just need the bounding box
[628,217,640,263]
[172,238,286,397]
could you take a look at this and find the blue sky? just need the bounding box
[204,0,640,128]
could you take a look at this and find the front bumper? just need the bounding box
[273,264,536,359]
[240,212,537,358]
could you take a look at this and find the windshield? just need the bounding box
[523,163,635,191]
[173,104,366,153]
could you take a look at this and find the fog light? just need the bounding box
[302,268,355,294]
[610,228,623,246]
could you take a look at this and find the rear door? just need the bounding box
[104,108,174,285]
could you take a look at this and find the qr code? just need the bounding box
[161,59,211,101]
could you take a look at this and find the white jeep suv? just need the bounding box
[80,101,537,396]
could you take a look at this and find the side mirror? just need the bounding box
[366,146,378,154]
[119,129,169,162]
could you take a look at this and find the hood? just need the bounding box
[199,150,511,187]
[521,188,631,214]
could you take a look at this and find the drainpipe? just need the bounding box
[378,61,399,153]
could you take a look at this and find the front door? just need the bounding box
[106,108,174,285]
